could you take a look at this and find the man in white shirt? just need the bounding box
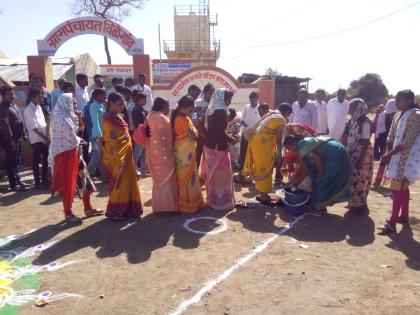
[326,88,349,140]
[314,88,328,134]
[132,73,153,112]
[291,88,318,130]
[87,74,106,98]
[24,87,50,187]
[75,73,90,114]
[238,91,260,173]
[194,83,215,168]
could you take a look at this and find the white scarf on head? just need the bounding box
[49,93,81,166]
[205,88,230,128]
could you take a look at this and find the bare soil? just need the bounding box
[0,163,419,315]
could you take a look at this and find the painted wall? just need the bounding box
[151,65,259,109]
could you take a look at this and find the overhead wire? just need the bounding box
[221,1,420,60]
[223,0,323,47]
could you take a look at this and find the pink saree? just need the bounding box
[146,111,178,213]
[204,146,235,211]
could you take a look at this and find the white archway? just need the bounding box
[37,17,144,56]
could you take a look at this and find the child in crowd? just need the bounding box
[227,108,241,169]
[131,91,148,178]
[115,85,133,126]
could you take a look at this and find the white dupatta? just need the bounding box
[386,108,420,183]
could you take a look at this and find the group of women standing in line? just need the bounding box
[49,84,419,234]
[48,87,237,222]
[138,88,236,215]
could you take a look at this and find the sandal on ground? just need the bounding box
[85,209,104,218]
[378,221,396,235]
[235,200,249,208]
[256,195,272,204]
[65,214,82,223]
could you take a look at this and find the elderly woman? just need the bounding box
[203,88,236,211]
[243,103,286,203]
[284,135,352,213]
[50,93,102,223]
[342,98,373,215]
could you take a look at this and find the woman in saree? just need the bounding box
[203,88,236,211]
[172,95,205,213]
[145,97,178,213]
[284,134,352,213]
[243,103,286,203]
[102,93,143,220]
[50,93,102,223]
[379,90,420,234]
[342,98,373,215]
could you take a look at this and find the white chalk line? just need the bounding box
[169,214,307,315]
[183,217,228,235]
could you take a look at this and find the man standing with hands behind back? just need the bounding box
[0,86,27,191]
[327,88,349,141]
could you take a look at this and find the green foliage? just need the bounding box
[349,73,388,108]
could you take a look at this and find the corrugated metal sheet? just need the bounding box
[0,64,74,82]
[0,54,98,83]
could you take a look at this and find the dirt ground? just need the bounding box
[0,163,419,315]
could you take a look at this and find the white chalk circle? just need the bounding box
[183,217,228,235]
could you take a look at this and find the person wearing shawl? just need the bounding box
[243,103,286,203]
[144,97,178,213]
[171,95,205,213]
[50,93,102,223]
[342,99,373,215]
[284,134,351,214]
[203,88,236,211]
[379,90,420,234]
[102,93,143,220]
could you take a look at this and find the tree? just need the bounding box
[70,0,146,64]
[349,73,389,108]
[265,67,281,79]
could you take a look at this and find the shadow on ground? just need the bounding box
[31,208,226,266]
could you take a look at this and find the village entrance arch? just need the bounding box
[28,17,152,89]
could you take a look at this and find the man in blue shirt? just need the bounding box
[51,79,66,111]
[87,89,107,182]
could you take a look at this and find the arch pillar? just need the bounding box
[27,56,54,91]
[133,54,153,86]
[258,79,276,109]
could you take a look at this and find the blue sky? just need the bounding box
[0,0,419,94]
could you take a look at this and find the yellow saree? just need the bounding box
[243,113,285,193]
[174,115,205,213]
[102,112,142,219]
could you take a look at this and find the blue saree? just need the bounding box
[297,136,351,210]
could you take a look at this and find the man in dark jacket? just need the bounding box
[0,86,27,191]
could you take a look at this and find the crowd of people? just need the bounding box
[0,73,419,235]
